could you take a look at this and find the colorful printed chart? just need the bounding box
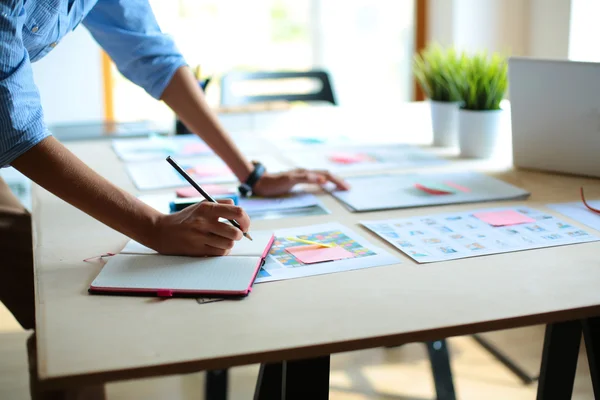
[256,222,399,283]
[362,206,599,263]
[112,134,212,162]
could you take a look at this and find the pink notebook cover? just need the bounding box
[89,235,274,298]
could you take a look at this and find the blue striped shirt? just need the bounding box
[0,0,187,167]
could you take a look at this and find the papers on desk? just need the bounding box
[257,222,400,283]
[332,172,530,212]
[283,144,445,174]
[138,192,330,220]
[125,154,289,190]
[112,134,213,161]
[548,200,600,233]
[362,206,599,264]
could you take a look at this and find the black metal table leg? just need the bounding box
[254,356,330,400]
[582,316,600,399]
[254,363,284,400]
[205,369,228,400]
[426,340,456,400]
[536,320,582,400]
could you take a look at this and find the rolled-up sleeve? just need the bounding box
[83,0,187,100]
[0,2,51,168]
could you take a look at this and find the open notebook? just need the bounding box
[89,231,274,298]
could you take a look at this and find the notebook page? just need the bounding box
[90,254,259,292]
[120,230,274,257]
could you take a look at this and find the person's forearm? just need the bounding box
[11,136,161,247]
[160,66,253,182]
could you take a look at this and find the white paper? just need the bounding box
[332,172,530,212]
[256,222,400,283]
[137,192,329,219]
[121,230,274,257]
[126,154,290,190]
[362,206,599,264]
[239,193,320,213]
[548,200,600,233]
[91,254,259,293]
[283,144,445,174]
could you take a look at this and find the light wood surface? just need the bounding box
[33,107,600,390]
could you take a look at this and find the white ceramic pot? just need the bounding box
[430,100,460,147]
[458,108,504,158]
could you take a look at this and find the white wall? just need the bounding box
[30,27,104,125]
[529,0,572,59]
[429,0,572,59]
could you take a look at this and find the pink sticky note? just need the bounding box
[443,181,471,193]
[193,165,231,177]
[286,245,355,264]
[473,210,536,227]
[328,152,371,165]
[182,142,210,155]
[176,185,235,198]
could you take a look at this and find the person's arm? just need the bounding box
[160,67,350,196]
[11,137,249,257]
[82,0,349,196]
[0,3,248,257]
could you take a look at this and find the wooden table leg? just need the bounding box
[582,316,600,398]
[536,320,582,400]
[254,356,330,400]
[27,334,106,400]
[426,340,456,400]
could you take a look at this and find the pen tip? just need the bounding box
[245,232,253,241]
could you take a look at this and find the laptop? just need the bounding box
[508,57,600,178]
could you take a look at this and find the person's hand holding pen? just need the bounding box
[149,198,250,257]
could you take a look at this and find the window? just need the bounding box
[110,0,416,122]
[569,0,600,62]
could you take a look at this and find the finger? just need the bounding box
[205,220,244,241]
[216,198,234,205]
[199,202,251,232]
[313,170,351,190]
[201,232,236,250]
[202,245,231,256]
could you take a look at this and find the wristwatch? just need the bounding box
[238,161,266,197]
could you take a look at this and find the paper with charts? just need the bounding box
[112,133,264,162]
[255,222,400,283]
[283,144,445,174]
[112,134,212,161]
[126,154,289,190]
[361,206,599,264]
[332,172,530,212]
[548,200,600,233]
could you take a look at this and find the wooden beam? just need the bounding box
[414,0,429,101]
[101,51,115,122]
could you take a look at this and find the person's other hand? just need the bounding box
[252,169,350,197]
[150,199,250,256]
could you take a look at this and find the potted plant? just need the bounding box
[457,51,508,158]
[413,44,467,147]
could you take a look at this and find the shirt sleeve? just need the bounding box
[0,1,51,168]
[83,0,188,100]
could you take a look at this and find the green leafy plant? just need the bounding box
[461,51,508,111]
[413,44,468,103]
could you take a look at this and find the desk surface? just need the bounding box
[33,105,600,389]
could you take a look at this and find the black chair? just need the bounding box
[219,69,337,107]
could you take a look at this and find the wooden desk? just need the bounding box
[32,112,600,399]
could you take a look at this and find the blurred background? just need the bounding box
[30,0,599,127]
